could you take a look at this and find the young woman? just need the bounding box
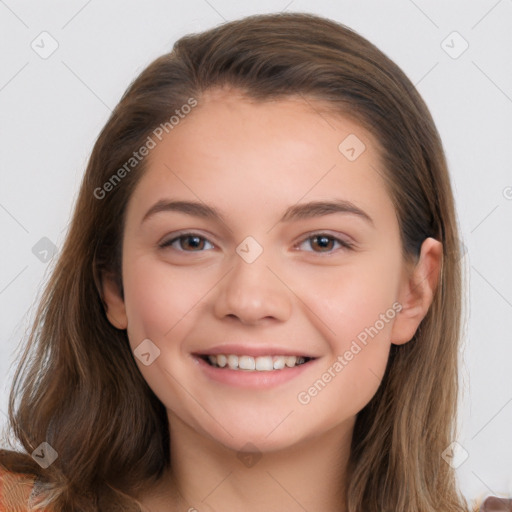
[0,11,496,512]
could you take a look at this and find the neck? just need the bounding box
[142,413,354,512]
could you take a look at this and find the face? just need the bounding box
[103,87,440,453]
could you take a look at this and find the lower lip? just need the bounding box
[193,356,317,389]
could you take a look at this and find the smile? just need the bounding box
[201,354,313,371]
[194,352,318,389]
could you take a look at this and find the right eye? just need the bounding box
[159,233,215,252]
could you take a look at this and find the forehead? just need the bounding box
[182,86,379,153]
[126,88,395,231]
[148,89,381,177]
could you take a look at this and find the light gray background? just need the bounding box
[1,0,511,506]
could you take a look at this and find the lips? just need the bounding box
[193,351,318,388]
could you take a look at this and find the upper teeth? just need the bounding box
[206,354,307,371]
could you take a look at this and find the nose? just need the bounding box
[213,248,293,325]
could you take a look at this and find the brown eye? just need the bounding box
[297,233,353,253]
[159,233,214,252]
[311,235,335,252]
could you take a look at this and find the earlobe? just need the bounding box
[101,273,128,330]
[390,237,443,345]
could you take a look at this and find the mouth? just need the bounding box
[197,354,315,371]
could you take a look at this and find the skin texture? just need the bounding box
[102,87,442,512]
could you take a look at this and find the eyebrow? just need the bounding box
[141,198,374,227]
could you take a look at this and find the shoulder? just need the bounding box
[0,465,41,511]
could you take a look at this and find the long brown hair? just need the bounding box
[1,12,470,511]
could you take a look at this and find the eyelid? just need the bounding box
[159,230,355,254]
[294,231,355,252]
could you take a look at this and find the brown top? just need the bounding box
[480,496,512,511]
[0,467,45,511]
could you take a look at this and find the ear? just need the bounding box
[390,237,443,345]
[101,273,128,330]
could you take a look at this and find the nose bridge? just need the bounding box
[213,237,292,323]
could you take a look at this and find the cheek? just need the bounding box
[122,255,187,346]
[300,344,391,422]
[292,256,399,410]
[294,290,392,424]
[120,256,202,414]
[334,277,398,349]
[122,254,220,350]
[295,256,401,347]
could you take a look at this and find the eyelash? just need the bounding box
[158,232,354,254]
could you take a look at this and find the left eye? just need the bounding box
[296,233,353,253]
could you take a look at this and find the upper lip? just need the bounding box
[193,344,319,358]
